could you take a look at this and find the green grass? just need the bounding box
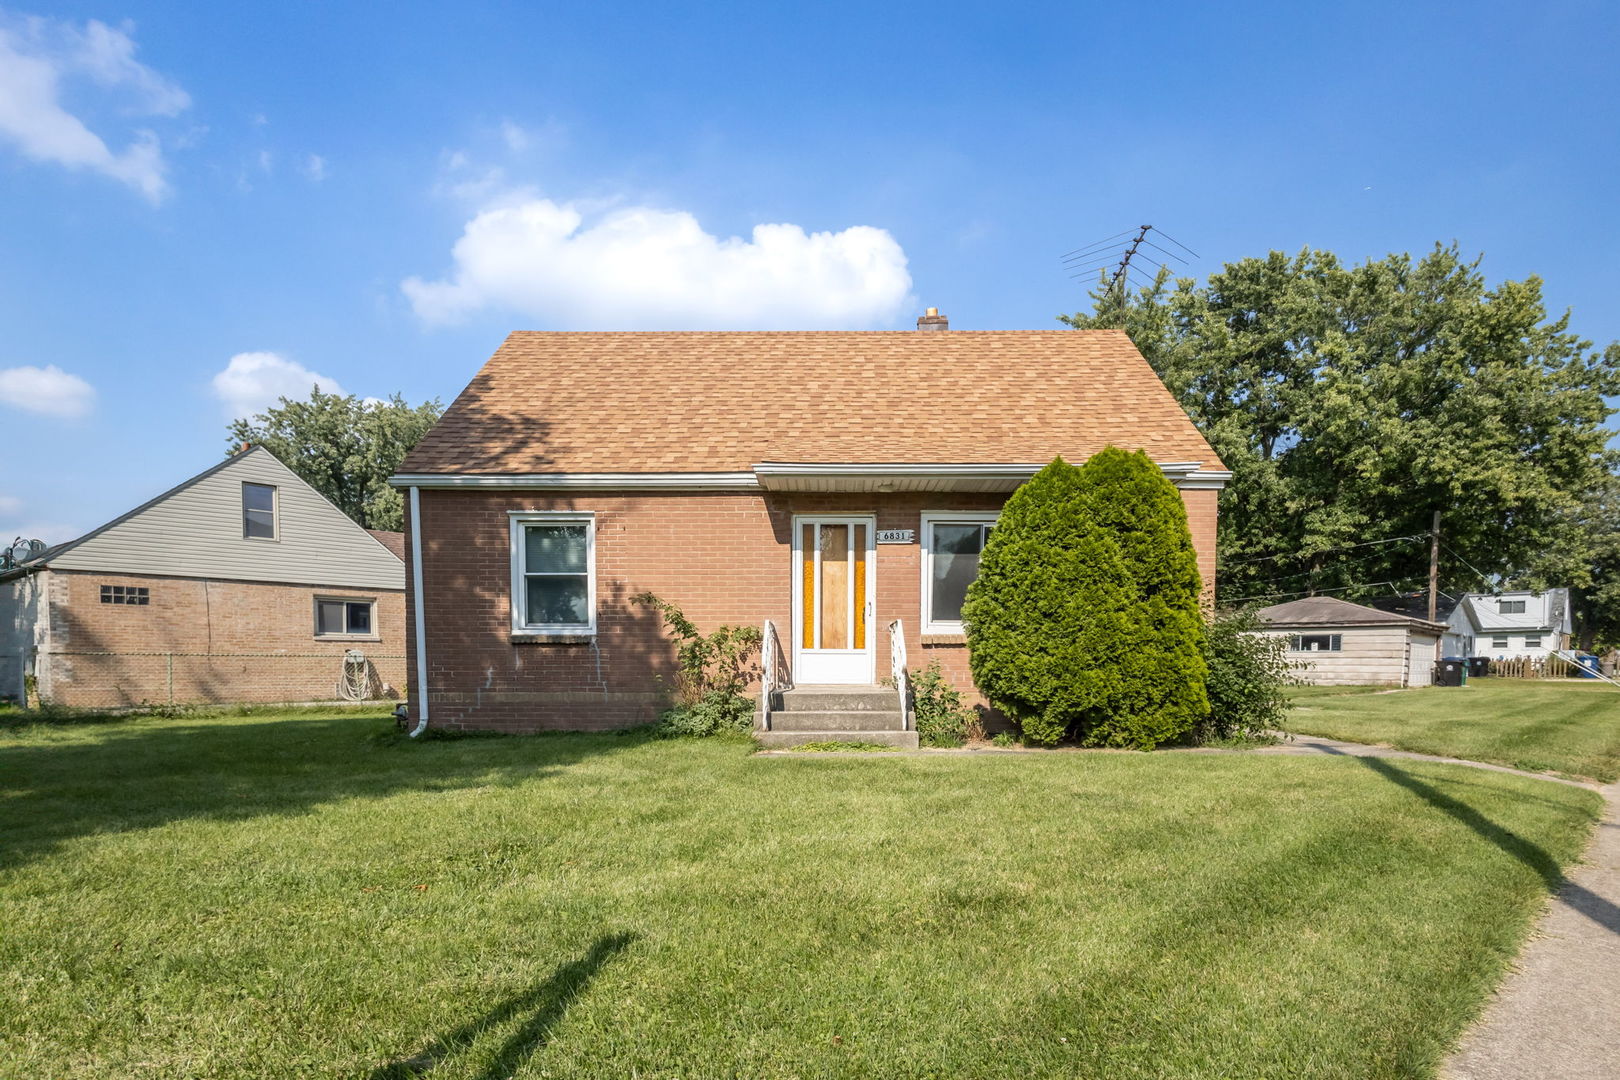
[1289,680,1620,782]
[1288,684,1400,700]
[0,712,1601,1079]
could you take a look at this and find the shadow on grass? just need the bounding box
[0,713,647,871]
[369,933,636,1079]
[1323,748,1620,937]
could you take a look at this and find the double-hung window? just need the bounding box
[1524,635,1543,649]
[1491,635,1510,650]
[1497,599,1526,615]
[920,512,998,634]
[510,512,595,635]
[243,482,277,540]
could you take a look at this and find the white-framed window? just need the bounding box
[1290,633,1342,652]
[243,482,278,540]
[920,512,998,634]
[1525,635,1543,649]
[1491,635,1510,650]
[1498,599,1526,615]
[509,511,595,635]
[315,597,376,638]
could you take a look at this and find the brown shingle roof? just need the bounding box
[366,530,406,561]
[400,329,1222,475]
[1256,595,1448,633]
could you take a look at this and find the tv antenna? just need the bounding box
[1060,225,1199,318]
[2,537,46,570]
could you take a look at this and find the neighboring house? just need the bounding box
[1441,589,1572,660]
[391,314,1229,742]
[1253,596,1447,687]
[0,446,406,707]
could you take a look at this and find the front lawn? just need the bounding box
[1288,680,1620,782]
[0,712,1600,1078]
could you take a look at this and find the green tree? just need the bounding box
[1076,447,1209,747]
[1566,477,1620,651]
[227,389,443,531]
[962,457,1133,746]
[1063,245,1620,605]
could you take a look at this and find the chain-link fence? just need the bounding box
[2,650,407,709]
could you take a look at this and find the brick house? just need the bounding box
[0,446,406,707]
[393,313,1227,745]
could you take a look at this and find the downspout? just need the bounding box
[408,485,431,737]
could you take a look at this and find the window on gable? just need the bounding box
[315,598,375,637]
[921,513,998,633]
[243,482,277,540]
[1497,599,1526,615]
[100,585,150,605]
[1290,634,1342,652]
[510,513,594,634]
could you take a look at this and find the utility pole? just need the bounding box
[1427,510,1442,623]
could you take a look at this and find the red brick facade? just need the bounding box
[408,486,1218,732]
[37,570,406,708]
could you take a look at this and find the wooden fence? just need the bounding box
[1488,655,1576,679]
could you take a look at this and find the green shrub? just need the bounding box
[634,592,761,737]
[1073,447,1210,749]
[910,660,977,747]
[962,458,1135,746]
[990,731,1020,749]
[1200,609,1294,742]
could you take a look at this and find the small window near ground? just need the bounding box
[100,585,150,605]
[315,598,375,637]
[1524,635,1542,649]
[921,513,999,633]
[1491,635,1509,650]
[243,482,277,540]
[510,513,595,634]
[1290,633,1342,652]
[1497,599,1526,615]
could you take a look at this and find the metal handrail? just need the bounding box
[760,619,790,729]
[889,618,909,731]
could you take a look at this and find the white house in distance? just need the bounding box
[1442,589,1572,660]
[1253,595,1447,688]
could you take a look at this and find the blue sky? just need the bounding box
[1,1,1616,543]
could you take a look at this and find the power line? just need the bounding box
[1223,577,1427,606]
[1439,541,1499,589]
[1225,534,1426,567]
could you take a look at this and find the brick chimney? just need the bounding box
[916,307,949,331]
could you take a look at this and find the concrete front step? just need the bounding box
[766,709,905,732]
[774,684,899,712]
[755,729,920,750]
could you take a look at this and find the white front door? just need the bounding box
[792,515,876,684]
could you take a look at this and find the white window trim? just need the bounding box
[919,511,1000,635]
[313,596,379,640]
[508,510,596,636]
[242,481,279,542]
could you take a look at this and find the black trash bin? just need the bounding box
[1434,658,1466,687]
[1466,657,1490,679]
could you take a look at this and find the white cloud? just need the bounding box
[0,364,96,417]
[211,352,344,419]
[0,15,189,202]
[499,120,528,152]
[402,198,913,329]
[301,153,326,181]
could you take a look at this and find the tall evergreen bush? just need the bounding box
[1075,447,1210,747]
[961,458,1133,745]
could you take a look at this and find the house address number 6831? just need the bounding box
[877,529,915,544]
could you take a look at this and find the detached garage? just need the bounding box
[1253,596,1447,688]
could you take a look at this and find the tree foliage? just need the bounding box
[1063,245,1620,606]
[963,458,1132,746]
[227,389,443,531]
[1201,609,1294,742]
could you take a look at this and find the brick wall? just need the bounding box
[408,485,1218,732]
[38,570,406,708]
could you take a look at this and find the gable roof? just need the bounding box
[398,330,1223,476]
[2,446,404,590]
[366,530,407,560]
[1452,590,1570,634]
[1255,595,1448,633]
